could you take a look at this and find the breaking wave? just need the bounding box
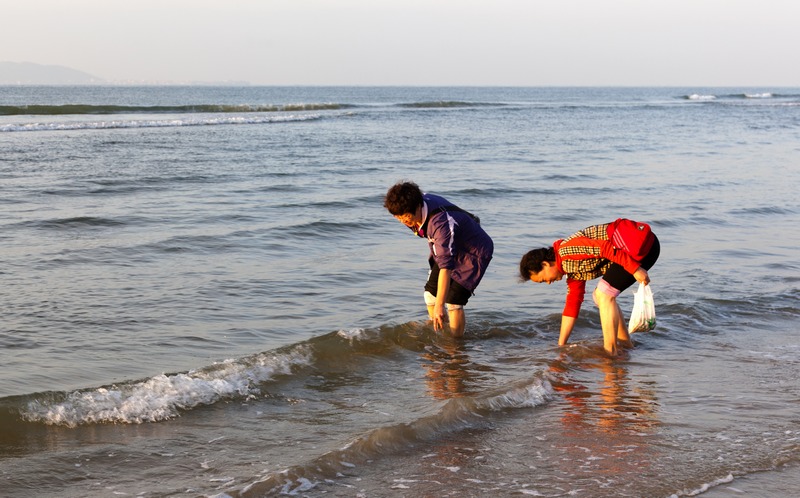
[16,346,314,427]
[0,103,351,116]
[229,374,553,497]
[0,113,321,132]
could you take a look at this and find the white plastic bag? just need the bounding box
[628,283,656,333]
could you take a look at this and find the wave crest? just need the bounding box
[0,103,351,116]
[396,101,500,109]
[1,113,321,133]
[20,347,314,427]
[231,375,553,496]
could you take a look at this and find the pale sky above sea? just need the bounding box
[3,0,798,86]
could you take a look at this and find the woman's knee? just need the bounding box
[593,280,620,307]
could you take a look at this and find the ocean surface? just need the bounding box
[1,86,799,497]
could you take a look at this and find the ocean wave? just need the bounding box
[8,324,434,428]
[229,374,553,497]
[274,219,362,239]
[24,216,129,230]
[7,319,544,429]
[684,94,717,101]
[726,92,799,99]
[0,103,352,116]
[0,113,321,132]
[18,346,314,427]
[711,93,775,100]
[682,92,800,104]
[668,473,734,497]
[728,205,797,216]
[396,101,502,109]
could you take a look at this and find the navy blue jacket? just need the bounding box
[418,193,493,292]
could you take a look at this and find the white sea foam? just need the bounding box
[336,328,366,341]
[480,377,553,411]
[280,477,316,494]
[687,94,717,101]
[745,92,773,98]
[21,347,313,427]
[669,473,735,497]
[0,113,320,132]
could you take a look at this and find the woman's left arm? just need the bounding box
[633,267,650,285]
[433,268,451,330]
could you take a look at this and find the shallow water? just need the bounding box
[1,86,799,497]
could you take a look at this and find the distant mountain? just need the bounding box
[0,62,104,85]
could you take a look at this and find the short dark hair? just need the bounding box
[384,181,424,216]
[519,247,556,281]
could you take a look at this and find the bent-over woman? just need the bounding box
[519,220,660,356]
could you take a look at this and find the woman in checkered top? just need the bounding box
[519,221,660,356]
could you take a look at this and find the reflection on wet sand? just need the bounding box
[420,337,480,400]
[549,345,661,479]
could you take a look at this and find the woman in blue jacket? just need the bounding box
[384,181,493,337]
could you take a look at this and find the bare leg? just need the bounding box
[594,288,621,356]
[448,308,465,338]
[615,302,634,349]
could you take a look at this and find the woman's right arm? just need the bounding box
[559,315,576,346]
[559,278,585,346]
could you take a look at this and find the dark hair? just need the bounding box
[519,247,556,281]
[384,181,424,216]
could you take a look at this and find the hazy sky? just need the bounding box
[3,0,798,86]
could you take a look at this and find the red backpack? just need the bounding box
[607,218,654,261]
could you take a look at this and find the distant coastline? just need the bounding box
[2,63,794,88]
[0,61,104,85]
[0,61,249,86]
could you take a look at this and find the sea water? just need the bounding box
[1,86,799,497]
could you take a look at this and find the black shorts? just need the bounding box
[602,234,661,292]
[424,258,472,306]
